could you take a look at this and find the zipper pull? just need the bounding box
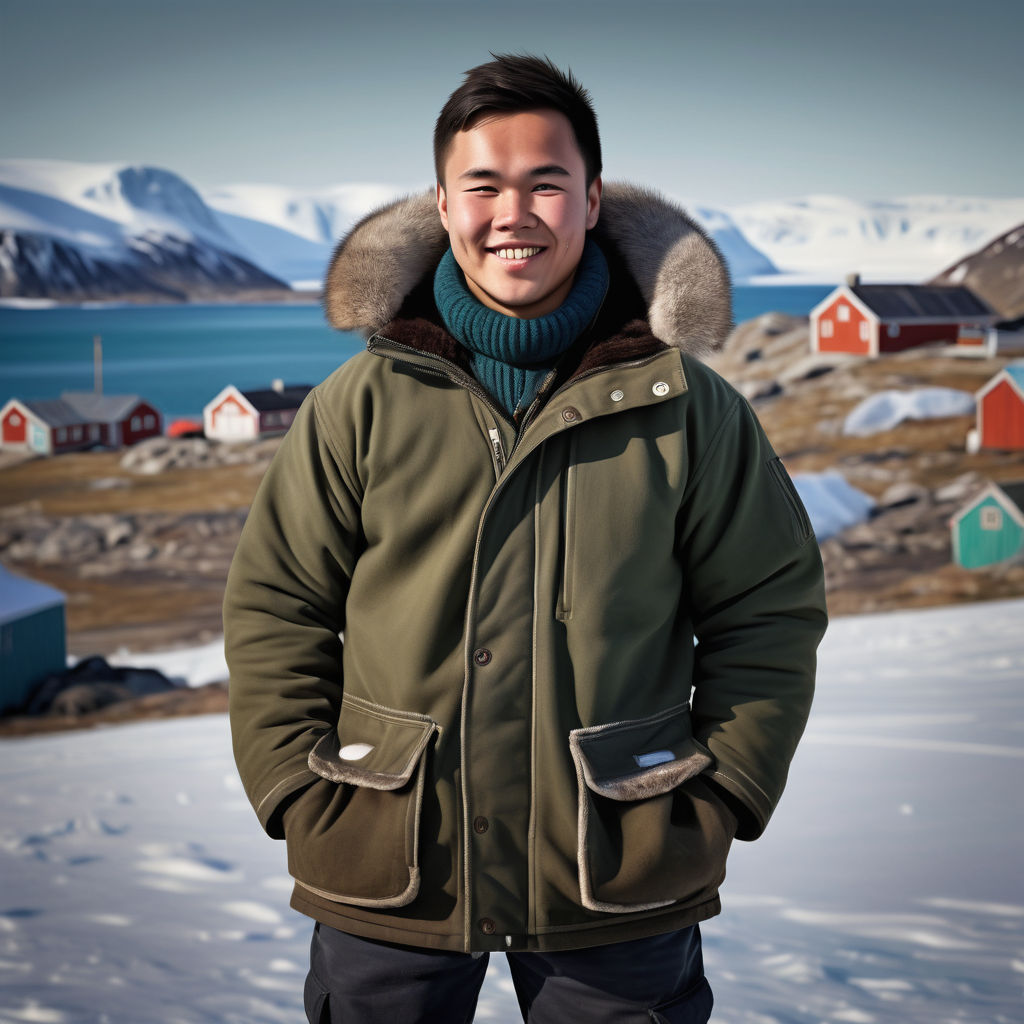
[487,427,506,475]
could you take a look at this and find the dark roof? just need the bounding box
[241,385,314,412]
[998,481,1024,514]
[850,284,994,321]
[21,398,87,428]
[61,392,149,422]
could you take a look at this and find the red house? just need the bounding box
[969,363,1024,451]
[203,381,312,442]
[0,393,162,455]
[810,276,997,357]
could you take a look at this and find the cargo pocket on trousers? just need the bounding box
[649,975,713,1023]
[285,693,439,908]
[569,704,732,913]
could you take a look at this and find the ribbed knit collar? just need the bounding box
[433,239,609,417]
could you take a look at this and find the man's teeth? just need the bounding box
[495,247,542,259]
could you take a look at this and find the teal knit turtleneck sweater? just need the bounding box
[433,239,609,417]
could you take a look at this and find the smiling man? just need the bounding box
[226,55,827,1023]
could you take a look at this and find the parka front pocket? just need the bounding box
[569,704,734,914]
[284,694,438,908]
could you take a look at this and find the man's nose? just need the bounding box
[493,191,535,230]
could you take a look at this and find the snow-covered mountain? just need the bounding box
[0,160,289,301]
[201,184,782,288]
[725,194,1024,282]
[202,182,408,289]
[3,158,1023,299]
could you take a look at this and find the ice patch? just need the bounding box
[781,909,981,950]
[88,914,133,927]
[135,857,242,883]
[920,897,1024,917]
[221,901,282,924]
[792,471,874,539]
[843,387,975,436]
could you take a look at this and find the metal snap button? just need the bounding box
[561,407,580,423]
[610,389,624,402]
[473,648,492,666]
[473,816,489,834]
[652,381,670,397]
[479,918,496,935]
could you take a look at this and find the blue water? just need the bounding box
[0,285,832,419]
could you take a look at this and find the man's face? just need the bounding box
[437,109,601,320]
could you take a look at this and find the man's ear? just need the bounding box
[586,176,602,230]
[436,182,449,231]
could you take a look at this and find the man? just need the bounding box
[225,54,827,1023]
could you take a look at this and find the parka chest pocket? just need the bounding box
[286,694,439,909]
[569,704,734,914]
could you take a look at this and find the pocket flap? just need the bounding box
[308,694,438,790]
[569,704,713,802]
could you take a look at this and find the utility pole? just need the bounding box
[93,334,102,395]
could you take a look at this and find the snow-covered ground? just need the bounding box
[2,599,1021,1023]
[843,388,976,437]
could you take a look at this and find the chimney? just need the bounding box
[845,273,861,288]
[271,379,284,393]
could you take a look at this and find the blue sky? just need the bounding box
[3,0,1022,205]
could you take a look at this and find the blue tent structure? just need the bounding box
[0,565,66,714]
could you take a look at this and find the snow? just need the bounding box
[843,387,976,437]
[0,159,249,260]
[724,194,1024,281]
[1,599,1021,1022]
[792,471,874,539]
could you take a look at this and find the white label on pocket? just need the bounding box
[339,742,374,761]
[634,750,675,768]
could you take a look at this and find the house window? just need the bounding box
[820,319,834,338]
[131,416,141,431]
[90,425,100,440]
[8,412,20,426]
[837,305,851,322]
[980,506,1002,531]
[887,323,901,338]
[72,426,82,440]
[143,414,155,429]
[57,428,67,442]
[860,321,870,341]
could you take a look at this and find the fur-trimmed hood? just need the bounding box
[323,183,732,356]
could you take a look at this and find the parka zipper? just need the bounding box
[367,334,682,947]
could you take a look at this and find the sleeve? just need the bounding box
[224,387,364,839]
[676,389,828,841]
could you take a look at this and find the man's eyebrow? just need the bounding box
[456,164,573,181]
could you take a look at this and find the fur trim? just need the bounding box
[323,183,731,354]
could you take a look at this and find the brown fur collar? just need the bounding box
[323,182,732,363]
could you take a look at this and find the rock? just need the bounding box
[879,482,931,509]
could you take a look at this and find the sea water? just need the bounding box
[0,284,833,419]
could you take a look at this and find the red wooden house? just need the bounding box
[203,381,312,442]
[0,393,161,455]
[970,363,1024,451]
[810,276,997,357]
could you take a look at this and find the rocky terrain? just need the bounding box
[2,321,1023,731]
[931,220,1024,322]
[707,314,1024,615]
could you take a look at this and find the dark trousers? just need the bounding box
[304,922,713,1023]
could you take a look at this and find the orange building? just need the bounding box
[810,277,996,357]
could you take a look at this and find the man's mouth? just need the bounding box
[490,246,544,260]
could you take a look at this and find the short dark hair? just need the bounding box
[434,53,602,186]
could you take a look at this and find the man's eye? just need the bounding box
[534,183,563,192]
[466,186,497,193]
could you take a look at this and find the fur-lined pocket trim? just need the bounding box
[570,704,732,914]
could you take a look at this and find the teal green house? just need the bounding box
[0,565,66,714]
[951,482,1024,570]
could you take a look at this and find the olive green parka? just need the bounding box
[225,184,828,953]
